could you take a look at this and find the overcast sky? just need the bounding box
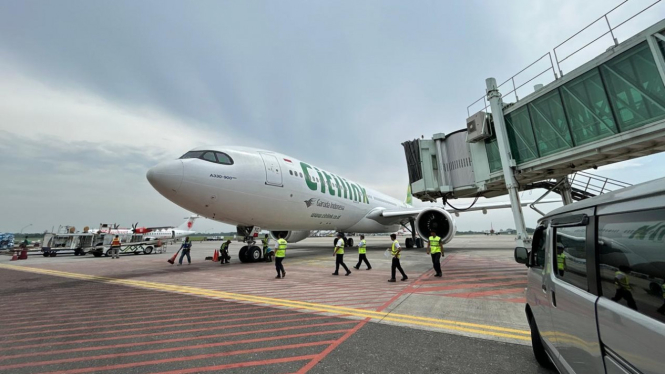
[1,0,664,234]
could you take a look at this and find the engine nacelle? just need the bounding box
[415,208,457,244]
[269,230,311,243]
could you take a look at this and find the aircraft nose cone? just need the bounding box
[146,160,183,194]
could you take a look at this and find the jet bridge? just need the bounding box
[404,4,665,246]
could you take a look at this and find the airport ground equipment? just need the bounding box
[41,226,162,257]
[0,233,15,250]
[404,5,665,247]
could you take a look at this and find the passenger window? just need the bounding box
[531,226,546,269]
[202,152,217,163]
[598,209,665,323]
[215,152,233,165]
[289,170,293,175]
[554,226,588,291]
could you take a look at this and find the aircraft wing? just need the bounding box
[376,199,560,225]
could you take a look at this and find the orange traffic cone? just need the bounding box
[10,251,18,261]
[168,249,180,265]
[213,250,219,262]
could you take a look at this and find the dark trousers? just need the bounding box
[335,254,350,274]
[220,250,230,264]
[431,252,442,276]
[355,253,371,269]
[179,251,191,264]
[657,301,665,314]
[612,288,637,310]
[275,257,285,276]
[391,257,407,280]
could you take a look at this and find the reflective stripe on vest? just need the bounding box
[335,239,344,255]
[276,239,287,257]
[557,253,565,270]
[429,236,441,254]
[358,240,366,254]
[615,271,631,290]
[391,240,400,259]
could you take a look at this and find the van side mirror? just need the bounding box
[514,247,529,266]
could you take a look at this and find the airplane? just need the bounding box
[146,146,557,263]
[93,216,199,240]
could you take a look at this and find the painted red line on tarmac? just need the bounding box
[149,354,317,374]
[444,287,526,298]
[2,292,193,312]
[1,323,351,360]
[3,304,270,337]
[6,339,334,372]
[1,312,322,350]
[417,274,527,284]
[4,298,238,323]
[3,308,281,343]
[412,280,527,293]
[296,320,368,374]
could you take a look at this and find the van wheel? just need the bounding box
[528,314,553,368]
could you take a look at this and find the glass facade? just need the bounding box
[483,40,665,173]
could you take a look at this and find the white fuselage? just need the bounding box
[147,146,406,233]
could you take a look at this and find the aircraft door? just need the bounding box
[259,153,283,187]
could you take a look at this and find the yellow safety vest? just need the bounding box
[335,239,344,255]
[276,239,287,258]
[429,236,441,254]
[262,237,269,248]
[614,271,631,290]
[557,253,566,270]
[111,238,121,246]
[358,240,366,254]
[391,240,400,259]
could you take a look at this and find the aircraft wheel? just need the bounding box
[415,238,424,248]
[405,238,414,249]
[248,246,262,262]
[144,246,153,255]
[238,246,249,263]
[347,238,354,247]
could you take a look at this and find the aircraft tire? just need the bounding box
[347,238,354,247]
[239,246,249,263]
[405,238,414,249]
[248,246,262,262]
[415,238,424,248]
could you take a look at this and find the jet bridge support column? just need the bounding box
[486,78,530,248]
[559,177,574,206]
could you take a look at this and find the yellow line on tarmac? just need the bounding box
[0,264,530,341]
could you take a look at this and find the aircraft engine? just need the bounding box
[415,208,457,244]
[269,230,311,243]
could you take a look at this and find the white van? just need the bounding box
[515,177,665,374]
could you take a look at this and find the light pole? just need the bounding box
[20,224,32,234]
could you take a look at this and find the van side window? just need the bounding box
[598,209,665,323]
[531,226,547,269]
[554,226,588,291]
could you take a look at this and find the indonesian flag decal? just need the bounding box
[283,158,292,163]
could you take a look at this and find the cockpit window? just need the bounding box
[202,152,217,163]
[215,152,233,165]
[180,151,204,159]
[179,150,234,165]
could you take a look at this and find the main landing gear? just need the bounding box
[403,219,424,249]
[333,233,354,247]
[236,226,264,263]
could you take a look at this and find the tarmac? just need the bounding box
[0,235,556,374]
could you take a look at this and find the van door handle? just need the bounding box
[552,291,556,307]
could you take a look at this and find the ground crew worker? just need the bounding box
[388,234,407,282]
[219,240,231,264]
[333,233,351,276]
[556,244,566,276]
[178,237,192,265]
[110,235,121,259]
[657,283,665,315]
[275,234,287,278]
[611,266,637,310]
[427,231,442,277]
[354,234,371,270]
[262,234,273,262]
